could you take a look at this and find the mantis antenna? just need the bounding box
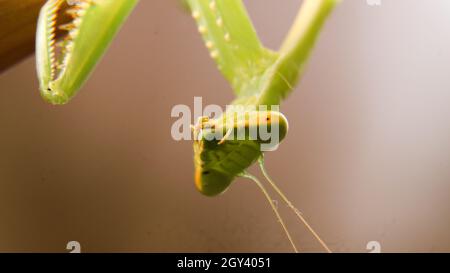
[239,172,299,253]
[258,156,332,253]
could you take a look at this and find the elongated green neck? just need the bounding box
[257,0,339,106]
[280,0,338,58]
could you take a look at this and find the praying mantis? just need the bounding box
[35,0,340,252]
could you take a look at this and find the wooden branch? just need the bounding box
[0,0,46,73]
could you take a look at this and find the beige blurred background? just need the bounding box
[0,0,449,252]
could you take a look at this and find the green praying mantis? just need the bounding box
[35,0,340,252]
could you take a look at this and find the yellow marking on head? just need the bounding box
[195,168,203,193]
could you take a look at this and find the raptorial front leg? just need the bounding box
[36,0,139,105]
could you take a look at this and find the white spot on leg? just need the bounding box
[210,50,219,59]
[206,41,214,49]
[192,11,200,20]
[216,18,223,27]
[224,33,231,42]
[198,26,207,34]
[209,1,216,11]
